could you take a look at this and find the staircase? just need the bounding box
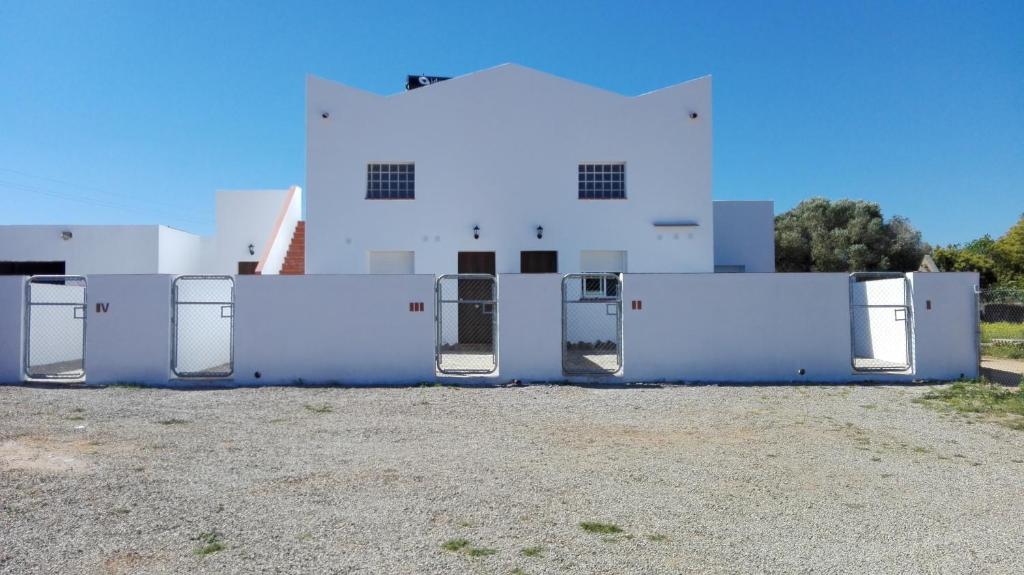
[280,221,305,275]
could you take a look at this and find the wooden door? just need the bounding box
[457,252,495,345]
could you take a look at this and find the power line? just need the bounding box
[0,180,214,226]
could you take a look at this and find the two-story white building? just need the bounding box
[305,64,773,276]
[0,64,772,277]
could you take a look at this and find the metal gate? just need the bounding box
[849,272,912,372]
[24,276,87,380]
[562,273,623,375]
[436,274,497,374]
[172,276,234,378]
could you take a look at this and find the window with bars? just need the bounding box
[578,163,625,199]
[366,163,415,199]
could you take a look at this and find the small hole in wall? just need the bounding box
[926,300,932,310]
[797,368,806,376]
[254,371,262,379]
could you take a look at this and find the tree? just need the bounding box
[774,197,928,272]
[993,214,1024,287]
[932,244,998,286]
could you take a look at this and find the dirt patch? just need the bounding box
[0,437,93,473]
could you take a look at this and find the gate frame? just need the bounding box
[561,272,624,376]
[435,273,499,375]
[171,275,235,378]
[23,275,88,380]
[848,271,913,373]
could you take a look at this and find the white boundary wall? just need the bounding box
[0,272,979,385]
[0,277,24,382]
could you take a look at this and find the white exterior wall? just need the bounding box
[85,275,173,384]
[202,190,290,274]
[0,225,162,274]
[909,272,980,379]
[0,276,24,382]
[306,64,714,275]
[713,201,775,272]
[157,226,202,274]
[0,272,979,385]
[232,275,436,384]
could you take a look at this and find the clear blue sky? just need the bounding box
[1,0,1020,245]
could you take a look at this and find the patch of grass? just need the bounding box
[580,521,623,535]
[442,538,470,552]
[870,456,882,462]
[192,531,225,556]
[158,418,189,425]
[646,533,669,542]
[981,322,1024,343]
[860,404,877,410]
[442,538,496,558]
[304,403,333,414]
[520,546,544,557]
[467,547,497,557]
[982,344,1024,360]
[915,381,1024,430]
[66,415,85,421]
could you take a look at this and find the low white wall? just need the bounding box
[85,275,173,385]
[909,272,979,380]
[0,277,24,383]
[498,274,563,380]
[0,272,980,385]
[623,273,853,382]
[233,275,436,384]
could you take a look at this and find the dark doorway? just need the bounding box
[457,252,496,345]
[520,251,558,273]
[0,261,66,276]
[237,261,259,275]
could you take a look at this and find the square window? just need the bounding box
[367,163,415,199]
[578,163,625,199]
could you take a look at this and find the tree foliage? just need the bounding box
[930,215,1024,288]
[774,197,927,272]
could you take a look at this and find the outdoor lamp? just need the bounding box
[536,225,544,239]
[248,243,255,256]
[473,225,480,240]
[61,231,73,241]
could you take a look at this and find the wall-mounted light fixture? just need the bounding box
[536,225,544,239]
[248,243,255,256]
[473,225,480,240]
[61,231,73,241]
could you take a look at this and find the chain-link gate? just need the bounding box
[172,276,234,378]
[849,272,912,372]
[979,287,1024,365]
[24,276,87,380]
[436,274,497,375]
[562,273,623,375]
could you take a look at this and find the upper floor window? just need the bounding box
[367,163,414,199]
[578,163,625,199]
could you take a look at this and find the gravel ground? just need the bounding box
[1,383,1023,574]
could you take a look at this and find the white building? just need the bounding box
[306,64,772,275]
[1,64,771,277]
[0,187,303,276]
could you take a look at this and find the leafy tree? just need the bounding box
[774,197,928,272]
[993,215,1024,279]
[932,244,998,286]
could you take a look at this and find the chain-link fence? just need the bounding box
[436,274,497,374]
[24,276,87,380]
[849,272,912,372]
[172,276,234,378]
[562,273,622,375]
[979,287,1024,362]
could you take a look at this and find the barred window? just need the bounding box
[367,163,415,199]
[578,163,625,199]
